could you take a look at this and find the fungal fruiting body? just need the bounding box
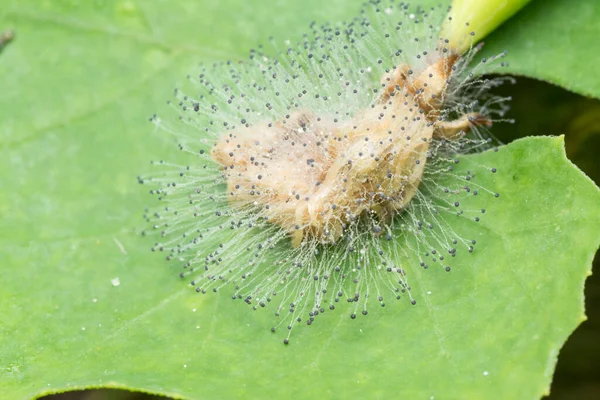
[141,1,511,341]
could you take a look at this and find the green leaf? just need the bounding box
[1,1,599,400]
[440,0,534,54]
[480,0,600,99]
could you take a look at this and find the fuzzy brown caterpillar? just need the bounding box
[212,54,491,248]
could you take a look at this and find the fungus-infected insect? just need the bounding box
[141,1,511,343]
[211,53,491,248]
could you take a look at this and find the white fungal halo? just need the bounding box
[140,1,511,342]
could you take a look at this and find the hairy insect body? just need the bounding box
[212,56,479,247]
[142,3,509,341]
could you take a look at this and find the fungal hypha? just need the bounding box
[141,1,511,342]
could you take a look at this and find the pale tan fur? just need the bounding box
[212,56,490,247]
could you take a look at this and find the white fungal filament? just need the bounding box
[212,55,491,247]
[141,1,512,342]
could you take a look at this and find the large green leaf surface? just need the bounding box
[1,1,599,399]
[481,0,600,98]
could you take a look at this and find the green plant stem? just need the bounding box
[440,0,533,54]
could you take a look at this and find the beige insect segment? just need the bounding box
[212,55,490,247]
